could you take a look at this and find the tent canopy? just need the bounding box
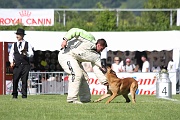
[0,31,180,51]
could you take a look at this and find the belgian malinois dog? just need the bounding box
[94,67,138,104]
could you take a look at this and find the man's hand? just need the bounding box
[21,49,28,56]
[10,62,15,68]
[61,39,67,48]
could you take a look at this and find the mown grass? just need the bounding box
[0,95,180,120]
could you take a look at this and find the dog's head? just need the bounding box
[106,66,117,75]
[100,66,117,76]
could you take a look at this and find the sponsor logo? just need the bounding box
[0,10,53,26]
[19,10,31,17]
[0,18,52,25]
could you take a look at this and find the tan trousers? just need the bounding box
[58,52,91,102]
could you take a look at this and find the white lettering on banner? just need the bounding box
[87,72,176,95]
[0,9,54,26]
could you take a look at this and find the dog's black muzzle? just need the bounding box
[99,67,107,74]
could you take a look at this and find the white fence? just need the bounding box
[54,8,177,27]
[6,71,180,95]
[28,72,68,95]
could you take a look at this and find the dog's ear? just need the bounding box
[106,66,111,73]
[110,69,116,75]
[106,67,116,75]
[106,66,111,69]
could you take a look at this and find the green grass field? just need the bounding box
[0,95,180,120]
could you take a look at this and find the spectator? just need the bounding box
[141,55,150,72]
[167,59,176,72]
[111,57,123,73]
[151,65,161,72]
[134,64,141,72]
[122,58,136,72]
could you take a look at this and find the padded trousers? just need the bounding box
[58,52,91,102]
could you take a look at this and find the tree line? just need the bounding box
[0,0,146,9]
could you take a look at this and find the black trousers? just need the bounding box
[12,64,30,97]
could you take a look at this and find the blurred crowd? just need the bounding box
[82,50,176,73]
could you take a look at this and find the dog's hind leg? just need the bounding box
[130,91,136,103]
[123,94,131,103]
[94,94,111,102]
[130,90,136,103]
[130,82,138,103]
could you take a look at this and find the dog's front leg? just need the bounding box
[105,93,118,104]
[94,94,111,102]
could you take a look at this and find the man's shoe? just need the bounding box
[22,96,27,99]
[81,100,91,103]
[73,101,83,104]
[67,101,83,104]
[12,96,17,99]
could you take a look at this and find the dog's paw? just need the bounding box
[93,100,100,103]
[105,102,110,104]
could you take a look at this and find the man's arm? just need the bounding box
[167,62,171,71]
[9,43,15,68]
[92,65,108,85]
[145,62,150,72]
[92,59,108,85]
[27,43,34,57]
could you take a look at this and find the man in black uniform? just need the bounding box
[9,28,34,99]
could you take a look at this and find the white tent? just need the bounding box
[0,30,180,67]
[0,30,180,51]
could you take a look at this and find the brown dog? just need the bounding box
[94,67,138,104]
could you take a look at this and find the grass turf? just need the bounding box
[0,95,180,120]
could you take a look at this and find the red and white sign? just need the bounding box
[5,72,176,95]
[88,73,108,95]
[0,9,54,26]
[88,72,176,95]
